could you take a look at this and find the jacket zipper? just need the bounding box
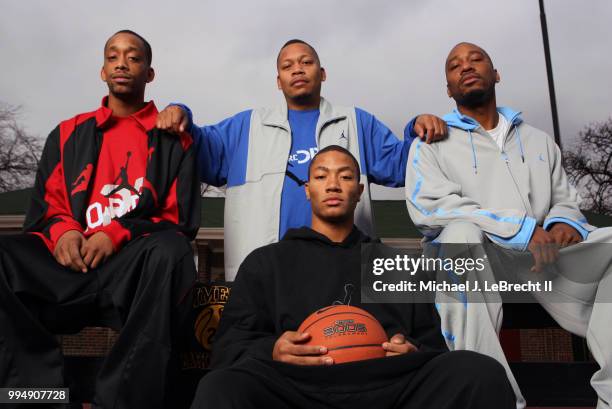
[500,126,531,214]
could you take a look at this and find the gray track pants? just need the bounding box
[434,221,612,409]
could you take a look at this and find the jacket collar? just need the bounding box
[443,106,523,132]
[95,96,158,131]
[261,97,346,131]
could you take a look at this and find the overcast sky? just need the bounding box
[1,0,611,199]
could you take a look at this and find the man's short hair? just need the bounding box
[308,145,361,182]
[277,39,320,65]
[105,29,152,65]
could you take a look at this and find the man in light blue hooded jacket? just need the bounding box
[405,42,612,409]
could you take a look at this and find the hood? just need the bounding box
[443,106,523,131]
[281,226,375,248]
[442,106,526,174]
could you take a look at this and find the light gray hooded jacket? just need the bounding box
[406,107,595,248]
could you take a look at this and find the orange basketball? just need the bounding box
[298,305,388,364]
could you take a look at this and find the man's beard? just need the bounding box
[291,92,315,105]
[455,87,494,108]
[107,83,142,101]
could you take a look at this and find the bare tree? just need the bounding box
[0,103,43,193]
[564,118,612,215]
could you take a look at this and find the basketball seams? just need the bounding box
[327,344,385,352]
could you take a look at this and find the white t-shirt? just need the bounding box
[486,114,510,150]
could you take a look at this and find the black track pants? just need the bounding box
[191,350,516,409]
[0,231,197,409]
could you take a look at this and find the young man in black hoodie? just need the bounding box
[190,145,516,409]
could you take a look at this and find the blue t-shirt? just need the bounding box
[279,109,320,239]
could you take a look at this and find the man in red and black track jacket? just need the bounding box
[0,30,200,409]
[25,96,199,255]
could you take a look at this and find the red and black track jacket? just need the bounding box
[24,98,200,253]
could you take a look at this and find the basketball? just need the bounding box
[298,305,388,364]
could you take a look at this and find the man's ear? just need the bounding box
[446,83,451,98]
[304,182,311,201]
[320,67,326,82]
[494,69,500,83]
[101,67,107,82]
[147,67,155,83]
[357,183,364,202]
[277,75,281,90]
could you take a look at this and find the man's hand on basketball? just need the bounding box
[81,232,114,270]
[383,333,418,357]
[528,226,559,273]
[272,331,334,366]
[156,105,189,133]
[414,114,448,144]
[54,230,88,273]
[548,223,583,248]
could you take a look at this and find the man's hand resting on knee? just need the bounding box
[54,230,114,272]
[273,331,334,366]
[383,333,418,357]
[54,230,88,273]
[528,226,560,273]
[81,232,114,270]
[548,223,583,248]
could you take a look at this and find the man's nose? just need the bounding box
[292,66,305,75]
[114,56,128,70]
[326,176,341,191]
[460,61,474,74]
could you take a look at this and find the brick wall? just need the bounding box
[60,327,119,357]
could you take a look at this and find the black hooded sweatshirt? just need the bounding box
[210,226,447,371]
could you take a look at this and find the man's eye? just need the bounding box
[315,175,325,180]
[107,55,117,61]
[341,175,353,180]
[128,56,140,62]
[303,60,312,65]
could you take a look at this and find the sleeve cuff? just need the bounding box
[49,220,84,251]
[488,216,537,251]
[404,116,418,143]
[85,220,131,252]
[544,217,589,241]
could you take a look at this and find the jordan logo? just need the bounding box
[104,152,140,198]
[86,151,145,230]
[71,164,93,196]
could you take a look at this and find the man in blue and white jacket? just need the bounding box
[158,39,447,280]
[405,42,612,409]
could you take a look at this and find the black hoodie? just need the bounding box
[210,226,447,370]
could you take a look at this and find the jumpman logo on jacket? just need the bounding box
[71,164,93,196]
[104,152,140,198]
